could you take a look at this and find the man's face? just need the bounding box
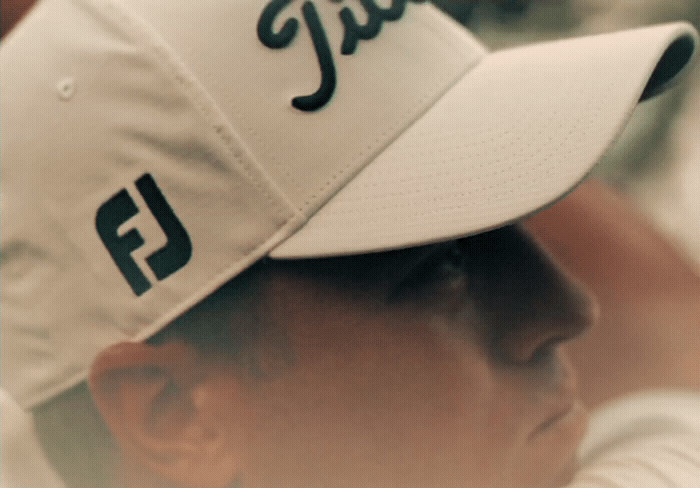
[206,226,595,488]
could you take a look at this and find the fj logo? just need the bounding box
[96,173,192,296]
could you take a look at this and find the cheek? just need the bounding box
[245,324,529,488]
[429,331,533,485]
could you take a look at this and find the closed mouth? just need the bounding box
[528,401,577,441]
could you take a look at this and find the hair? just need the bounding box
[146,260,273,364]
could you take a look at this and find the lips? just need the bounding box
[530,403,574,438]
[528,399,587,442]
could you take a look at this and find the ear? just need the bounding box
[88,340,245,488]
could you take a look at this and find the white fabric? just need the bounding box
[0,390,65,488]
[567,390,700,487]
[272,23,698,257]
[1,0,697,409]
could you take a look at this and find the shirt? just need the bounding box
[568,390,700,488]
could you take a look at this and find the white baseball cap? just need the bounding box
[1,0,696,409]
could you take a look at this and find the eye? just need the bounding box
[494,335,564,368]
[523,339,559,367]
[387,243,465,302]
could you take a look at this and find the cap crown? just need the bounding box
[0,0,484,407]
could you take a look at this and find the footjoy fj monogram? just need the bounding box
[96,174,192,296]
[258,0,425,111]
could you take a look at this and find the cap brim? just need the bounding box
[271,22,697,258]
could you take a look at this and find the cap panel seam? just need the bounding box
[16,0,309,410]
[87,0,297,222]
[300,49,481,214]
[237,2,485,216]
[304,3,484,214]
[292,3,487,214]
[306,59,481,216]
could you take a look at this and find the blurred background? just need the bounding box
[430,0,700,274]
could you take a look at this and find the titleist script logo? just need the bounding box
[96,174,192,296]
[258,0,425,111]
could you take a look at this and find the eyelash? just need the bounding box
[523,341,558,367]
[387,246,464,301]
[493,336,561,368]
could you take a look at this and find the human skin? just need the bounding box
[437,0,700,410]
[0,0,35,38]
[527,178,700,409]
[90,227,596,488]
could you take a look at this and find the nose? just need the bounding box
[458,224,597,366]
[495,270,599,366]
[501,297,598,365]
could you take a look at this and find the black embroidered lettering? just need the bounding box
[292,1,336,111]
[258,0,299,48]
[340,0,406,55]
[96,174,191,296]
[258,0,425,110]
[96,189,151,296]
[135,174,192,281]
